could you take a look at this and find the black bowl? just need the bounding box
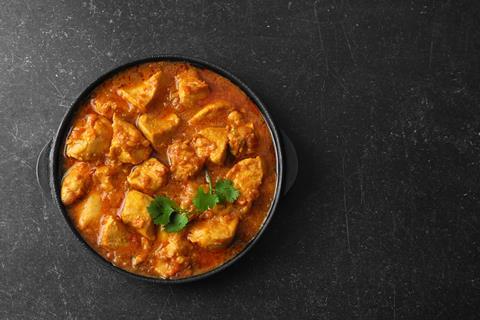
[36,55,297,284]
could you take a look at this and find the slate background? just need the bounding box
[1,0,480,319]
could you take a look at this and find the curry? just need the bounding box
[60,62,277,279]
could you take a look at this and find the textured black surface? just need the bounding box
[1,0,480,319]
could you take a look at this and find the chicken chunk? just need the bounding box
[120,190,156,240]
[188,100,233,124]
[226,157,264,204]
[175,68,209,107]
[127,158,169,194]
[132,237,152,267]
[157,230,190,258]
[92,162,130,209]
[179,181,201,212]
[61,162,91,205]
[91,98,117,119]
[109,114,152,164]
[98,215,130,249]
[77,192,102,230]
[90,87,133,119]
[137,112,180,148]
[117,71,164,112]
[93,163,129,193]
[167,140,205,181]
[227,111,257,157]
[153,231,192,278]
[66,114,112,161]
[187,215,239,250]
[192,127,228,165]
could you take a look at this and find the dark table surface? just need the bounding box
[1,0,480,319]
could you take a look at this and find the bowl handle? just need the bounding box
[280,130,298,196]
[36,139,52,198]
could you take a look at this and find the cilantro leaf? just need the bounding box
[147,196,177,225]
[164,213,189,233]
[147,196,190,232]
[215,179,240,203]
[193,187,219,211]
[193,170,241,212]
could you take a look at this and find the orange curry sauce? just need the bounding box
[61,62,277,279]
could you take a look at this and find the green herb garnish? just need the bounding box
[147,196,177,225]
[215,179,240,203]
[192,187,219,211]
[193,171,220,211]
[147,195,189,233]
[193,171,240,212]
[148,171,240,232]
[164,213,189,232]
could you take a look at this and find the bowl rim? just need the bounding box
[49,55,284,284]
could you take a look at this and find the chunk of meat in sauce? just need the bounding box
[93,163,128,192]
[137,112,180,149]
[132,237,152,267]
[120,190,156,240]
[179,181,202,212]
[61,62,277,280]
[175,68,209,107]
[227,111,257,157]
[76,192,102,230]
[153,231,192,278]
[167,139,205,181]
[90,87,131,119]
[66,114,112,161]
[109,114,152,164]
[192,127,228,165]
[98,215,131,249]
[187,214,239,250]
[127,158,169,195]
[91,97,117,119]
[188,100,234,124]
[116,71,164,113]
[61,162,91,205]
[93,162,130,208]
[226,156,264,205]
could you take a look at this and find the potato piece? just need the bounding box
[120,190,155,240]
[77,192,102,230]
[61,162,91,205]
[167,140,205,181]
[137,113,180,147]
[187,215,239,250]
[227,111,257,157]
[116,71,163,112]
[127,158,169,194]
[188,100,233,124]
[175,68,209,107]
[98,215,130,249]
[109,114,152,164]
[153,231,191,278]
[192,127,228,165]
[226,157,264,204]
[66,114,112,161]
